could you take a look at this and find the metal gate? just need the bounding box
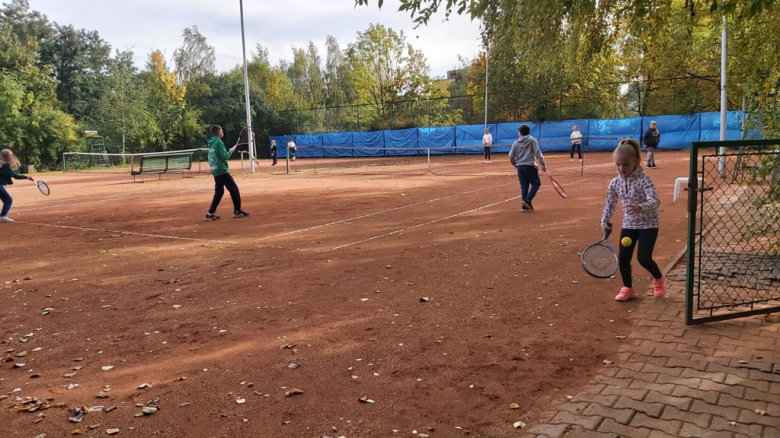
[686,139,780,325]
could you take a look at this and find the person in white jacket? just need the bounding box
[600,138,666,302]
[570,125,583,162]
[482,128,493,164]
[287,138,297,161]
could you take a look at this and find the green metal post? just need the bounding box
[286,142,290,175]
[684,142,699,325]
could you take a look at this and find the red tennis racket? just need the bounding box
[545,170,567,198]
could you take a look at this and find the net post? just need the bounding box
[62,153,66,173]
[286,144,290,175]
[427,148,431,173]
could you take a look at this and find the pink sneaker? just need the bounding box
[653,276,667,298]
[615,287,635,302]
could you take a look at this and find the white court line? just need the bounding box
[331,177,592,251]
[18,221,238,244]
[15,182,515,248]
[252,182,516,243]
[330,195,522,251]
[14,188,206,212]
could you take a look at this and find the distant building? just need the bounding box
[447,70,463,81]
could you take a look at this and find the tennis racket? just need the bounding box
[234,127,253,148]
[30,178,50,196]
[545,170,567,198]
[581,223,618,278]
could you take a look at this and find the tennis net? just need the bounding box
[275,137,623,176]
[62,149,210,173]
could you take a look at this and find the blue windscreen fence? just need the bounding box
[353,131,384,156]
[384,128,419,156]
[539,119,590,152]
[418,127,455,154]
[322,132,353,157]
[270,111,755,158]
[455,124,496,154]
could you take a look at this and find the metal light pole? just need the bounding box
[484,41,489,128]
[239,0,255,174]
[718,13,727,177]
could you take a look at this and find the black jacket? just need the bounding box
[643,128,660,148]
[0,163,27,186]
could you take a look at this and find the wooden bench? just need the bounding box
[131,153,194,182]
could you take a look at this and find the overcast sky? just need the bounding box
[27,0,484,77]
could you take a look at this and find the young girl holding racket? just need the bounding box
[600,139,666,301]
[0,149,34,223]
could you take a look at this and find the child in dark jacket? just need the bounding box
[643,121,660,168]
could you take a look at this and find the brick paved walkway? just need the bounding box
[522,279,780,438]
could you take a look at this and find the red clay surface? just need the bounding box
[2,152,690,437]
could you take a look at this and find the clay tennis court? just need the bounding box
[2,151,690,437]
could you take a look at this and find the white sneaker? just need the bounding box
[579,159,582,162]
[0,216,13,223]
[570,159,573,162]
[488,160,491,164]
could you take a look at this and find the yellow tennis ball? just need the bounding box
[621,237,633,247]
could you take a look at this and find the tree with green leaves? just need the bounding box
[173,26,216,85]
[0,24,79,168]
[0,0,51,47]
[141,50,198,150]
[91,50,154,155]
[39,23,111,118]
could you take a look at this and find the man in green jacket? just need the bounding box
[206,125,249,221]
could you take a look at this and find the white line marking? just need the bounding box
[331,177,593,251]
[14,188,206,212]
[330,195,522,251]
[252,182,516,243]
[18,221,238,244]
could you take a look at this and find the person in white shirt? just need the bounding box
[570,125,583,162]
[482,128,493,164]
[287,138,297,161]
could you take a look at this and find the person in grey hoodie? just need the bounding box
[643,121,660,168]
[509,125,547,211]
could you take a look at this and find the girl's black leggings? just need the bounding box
[484,147,491,160]
[618,228,663,288]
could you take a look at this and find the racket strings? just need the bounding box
[582,244,617,277]
[37,182,50,196]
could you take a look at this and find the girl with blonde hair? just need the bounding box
[0,149,33,223]
[600,139,666,301]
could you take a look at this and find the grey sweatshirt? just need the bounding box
[509,135,546,168]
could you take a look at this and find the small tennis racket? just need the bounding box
[581,223,618,278]
[545,170,567,198]
[233,127,252,148]
[30,178,50,196]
